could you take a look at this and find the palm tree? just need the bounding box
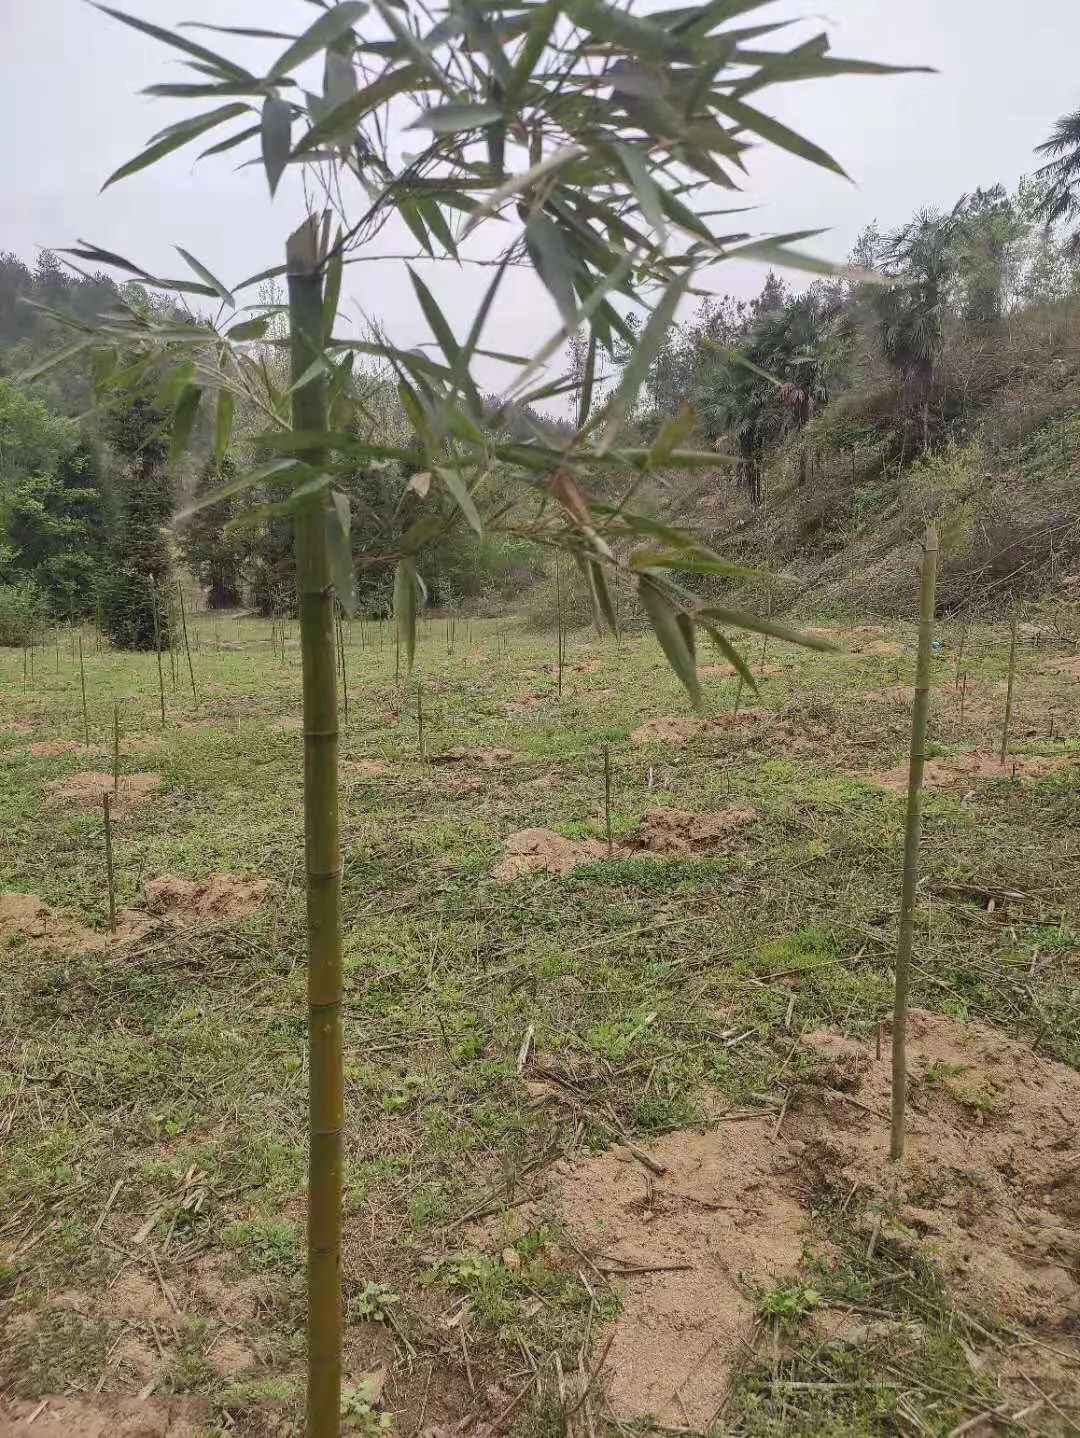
[1034,106,1080,240]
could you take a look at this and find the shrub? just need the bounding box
[0,582,42,647]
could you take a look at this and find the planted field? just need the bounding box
[1,614,1079,1436]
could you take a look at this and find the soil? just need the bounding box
[17,738,98,758]
[102,1270,172,1323]
[47,772,162,817]
[142,873,271,924]
[862,752,1070,790]
[494,808,754,878]
[0,891,150,954]
[430,746,513,769]
[630,713,762,745]
[1040,654,1080,678]
[542,1008,1080,1426]
[0,1397,211,1437]
[342,758,395,778]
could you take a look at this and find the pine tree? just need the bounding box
[180,455,250,609]
[99,392,173,649]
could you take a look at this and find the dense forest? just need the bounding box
[4,153,1080,644]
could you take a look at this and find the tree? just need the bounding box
[180,455,250,608]
[1034,104,1080,248]
[98,391,173,649]
[40,5,917,1430]
[951,185,1024,326]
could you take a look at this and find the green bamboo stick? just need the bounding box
[417,681,425,763]
[336,610,349,725]
[1000,601,1019,765]
[890,525,939,1162]
[150,577,166,728]
[556,552,564,698]
[113,701,120,794]
[103,792,117,935]
[78,633,90,746]
[288,217,343,1438]
[604,746,613,855]
[176,582,197,706]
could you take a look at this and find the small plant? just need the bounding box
[348,1281,399,1326]
[757,1280,822,1325]
[341,1380,391,1435]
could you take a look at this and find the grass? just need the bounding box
[0,610,1078,1434]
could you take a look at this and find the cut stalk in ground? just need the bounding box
[417,682,425,763]
[556,553,564,698]
[891,524,939,1162]
[955,617,969,687]
[78,633,90,746]
[150,577,166,727]
[113,702,120,794]
[102,792,116,935]
[336,609,349,725]
[288,216,343,1438]
[176,583,197,706]
[603,745,613,855]
[1000,601,1019,765]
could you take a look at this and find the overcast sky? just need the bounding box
[3,0,1079,391]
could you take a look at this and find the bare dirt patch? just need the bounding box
[1040,653,1080,678]
[541,1008,1080,1426]
[1,891,105,954]
[861,752,1070,790]
[204,1333,257,1379]
[630,713,762,745]
[343,757,395,778]
[430,746,512,770]
[552,1121,807,1425]
[494,808,753,878]
[143,873,271,925]
[17,738,98,758]
[47,771,162,817]
[797,1009,1080,1331]
[102,1270,173,1323]
[0,718,38,734]
[0,1397,211,1437]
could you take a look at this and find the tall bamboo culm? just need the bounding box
[890,525,939,1161]
[288,218,343,1438]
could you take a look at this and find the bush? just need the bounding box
[0,583,42,647]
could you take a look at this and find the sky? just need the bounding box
[3,0,1079,394]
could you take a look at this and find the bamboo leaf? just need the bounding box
[696,604,838,650]
[602,269,693,446]
[261,95,292,195]
[102,104,248,188]
[226,315,270,340]
[176,246,235,305]
[435,466,483,535]
[408,101,504,133]
[524,212,578,329]
[268,2,368,79]
[326,489,358,616]
[407,268,461,368]
[637,574,701,708]
[711,95,847,178]
[170,385,203,460]
[589,558,618,635]
[16,337,95,384]
[394,556,418,672]
[613,142,666,238]
[200,123,261,158]
[176,459,305,519]
[292,63,419,154]
[93,5,256,81]
[322,236,344,341]
[214,387,235,465]
[698,621,759,695]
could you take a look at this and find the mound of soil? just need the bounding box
[0,1397,210,1437]
[862,752,1069,790]
[17,739,98,758]
[0,891,150,954]
[143,873,271,924]
[47,772,162,816]
[430,746,512,769]
[543,1008,1080,1426]
[494,808,754,878]
[630,713,762,745]
[343,758,395,778]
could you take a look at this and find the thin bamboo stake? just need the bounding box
[113,702,120,794]
[959,672,967,726]
[733,675,744,715]
[890,525,939,1162]
[78,634,90,746]
[417,682,425,763]
[556,553,564,698]
[103,792,117,935]
[336,611,349,724]
[1000,601,1019,766]
[150,577,166,728]
[603,746,613,855]
[288,217,343,1438]
[176,583,197,705]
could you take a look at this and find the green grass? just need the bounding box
[0,612,1078,1434]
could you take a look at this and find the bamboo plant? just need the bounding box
[890,525,939,1161]
[28,5,919,1430]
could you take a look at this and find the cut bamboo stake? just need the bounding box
[113,702,120,794]
[103,792,117,935]
[555,553,564,698]
[150,577,166,728]
[603,746,613,855]
[417,682,425,763]
[959,672,967,726]
[336,611,349,724]
[733,675,744,715]
[288,218,343,1438]
[890,525,939,1162]
[1000,601,1019,766]
[78,634,90,746]
[954,618,969,688]
[175,583,197,706]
